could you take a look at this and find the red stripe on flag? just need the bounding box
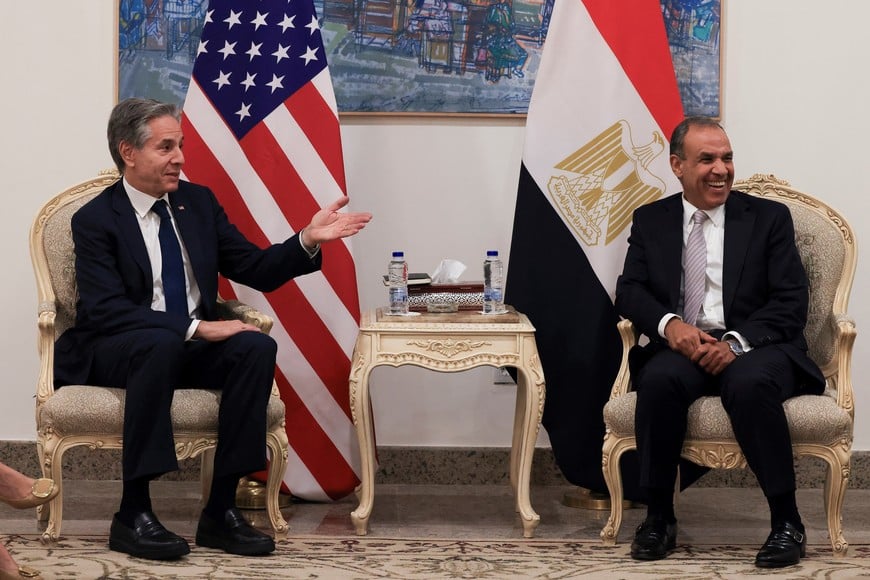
[239,122,319,230]
[180,114,260,237]
[238,122,363,316]
[322,243,362,318]
[583,0,684,136]
[276,368,358,499]
[264,283,354,413]
[285,83,347,193]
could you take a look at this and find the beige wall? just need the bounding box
[2,1,868,452]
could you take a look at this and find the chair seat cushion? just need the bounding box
[604,389,852,445]
[39,386,285,437]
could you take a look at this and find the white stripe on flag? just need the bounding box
[264,104,345,206]
[285,443,329,502]
[311,68,340,115]
[294,273,362,354]
[185,82,359,345]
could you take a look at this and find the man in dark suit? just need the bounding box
[54,98,371,560]
[615,117,824,568]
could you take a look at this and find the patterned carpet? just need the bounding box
[5,535,870,579]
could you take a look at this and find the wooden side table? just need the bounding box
[349,307,546,538]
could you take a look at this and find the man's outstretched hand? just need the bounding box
[301,196,372,246]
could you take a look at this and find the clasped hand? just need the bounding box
[664,318,736,375]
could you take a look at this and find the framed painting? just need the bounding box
[117,0,721,117]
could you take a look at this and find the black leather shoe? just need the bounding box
[630,516,677,561]
[109,511,190,560]
[755,521,806,568]
[196,508,276,556]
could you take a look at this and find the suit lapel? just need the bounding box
[722,192,755,317]
[110,182,151,282]
[660,195,685,311]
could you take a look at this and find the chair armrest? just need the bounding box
[216,298,274,335]
[36,301,57,403]
[609,319,639,399]
[833,313,856,418]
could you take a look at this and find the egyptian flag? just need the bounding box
[505,0,695,499]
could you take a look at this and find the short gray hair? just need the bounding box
[107,98,181,173]
[669,116,724,159]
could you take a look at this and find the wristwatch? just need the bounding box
[726,339,744,357]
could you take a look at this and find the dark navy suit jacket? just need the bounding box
[54,179,321,386]
[615,190,825,394]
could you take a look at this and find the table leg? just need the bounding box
[513,344,545,538]
[349,338,376,535]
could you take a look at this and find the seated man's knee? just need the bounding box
[720,366,782,410]
[226,331,277,362]
[637,354,695,398]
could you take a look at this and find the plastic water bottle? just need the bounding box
[483,250,505,314]
[388,251,409,315]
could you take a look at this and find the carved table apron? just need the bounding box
[349,307,546,538]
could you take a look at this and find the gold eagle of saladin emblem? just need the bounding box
[547,120,668,246]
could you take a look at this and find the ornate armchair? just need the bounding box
[600,174,857,556]
[29,171,290,542]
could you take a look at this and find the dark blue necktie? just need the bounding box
[151,200,188,317]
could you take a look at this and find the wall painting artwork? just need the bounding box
[117,0,721,117]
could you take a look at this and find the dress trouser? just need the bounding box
[89,328,277,482]
[634,345,799,498]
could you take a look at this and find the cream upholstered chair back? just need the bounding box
[30,171,290,542]
[599,174,856,556]
[768,180,855,397]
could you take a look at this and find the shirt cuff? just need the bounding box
[722,331,753,352]
[658,313,680,339]
[299,228,321,258]
[185,319,200,341]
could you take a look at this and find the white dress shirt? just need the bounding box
[657,196,752,352]
[124,178,202,339]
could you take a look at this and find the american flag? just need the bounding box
[180,0,361,501]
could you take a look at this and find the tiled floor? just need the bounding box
[3,481,868,551]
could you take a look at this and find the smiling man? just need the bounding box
[614,117,825,568]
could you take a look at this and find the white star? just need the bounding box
[305,15,320,34]
[196,39,208,57]
[278,14,296,32]
[266,74,285,93]
[272,43,291,63]
[251,11,269,30]
[241,72,257,92]
[213,70,231,90]
[246,41,263,60]
[235,103,252,122]
[299,45,319,65]
[218,40,237,60]
[224,10,243,29]
[204,9,213,24]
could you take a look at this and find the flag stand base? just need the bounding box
[235,477,293,510]
[561,487,637,510]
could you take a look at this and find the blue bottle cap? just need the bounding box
[486,250,499,257]
[392,251,404,258]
